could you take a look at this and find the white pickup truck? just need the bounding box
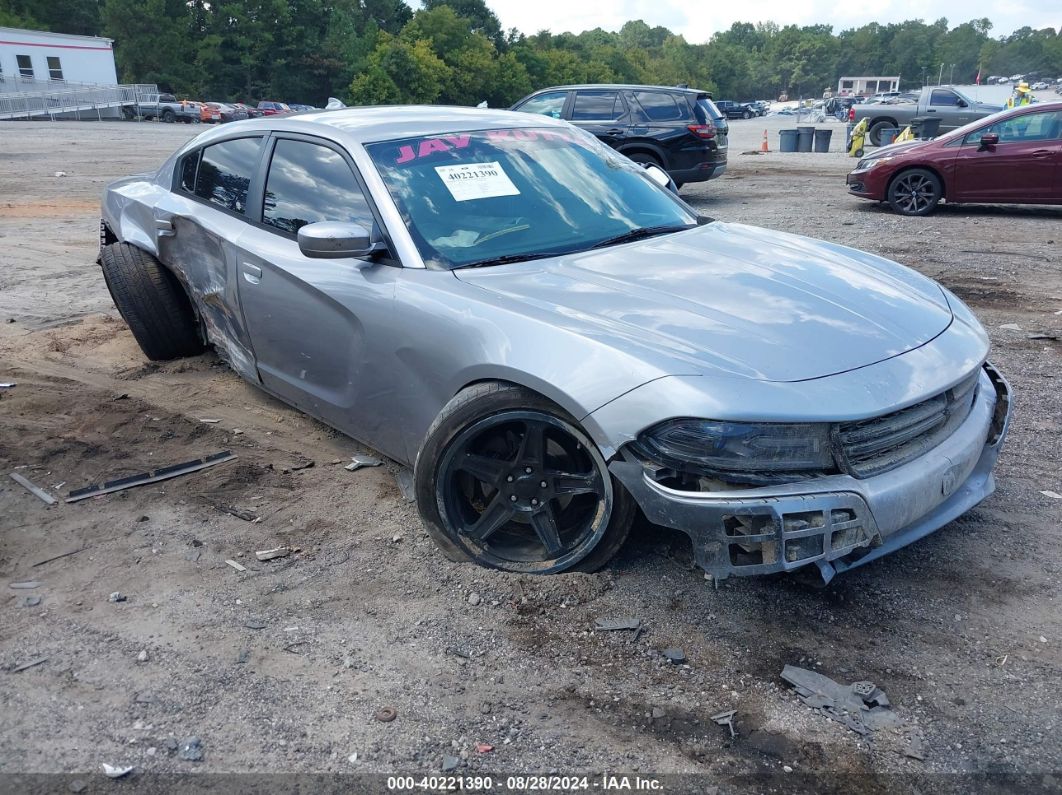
[853,86,1002,146]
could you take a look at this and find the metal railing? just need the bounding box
[0,79,159,120]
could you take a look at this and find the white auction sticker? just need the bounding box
[434,162,520,202]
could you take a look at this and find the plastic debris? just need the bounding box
[101,763,134,778]
[710,709,737,737]
[108,591,126,602]
[20,595,42,607]
[0,382,16,388]
[475,742,494,753]
[781,665,900,735]
[66,451,236,503]
[396,469,415,502]
[662,647,686,664]
[10,581,42,590]
[1040,490,1062,500]
[177,736,204,762]
[441,755,460,772]
[225,560,247,572]
[375,707,398,723]
[255,547,292,561]
[345,455,382,472]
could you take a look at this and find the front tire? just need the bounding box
[415,383,635,574]
[887,168,942,216]
[99,242,205,361]
[161,109,175,123]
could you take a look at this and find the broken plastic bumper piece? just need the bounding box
[610,363,1011,583]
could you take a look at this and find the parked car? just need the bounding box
[195,102,222,124]
[125,93,198,124]
[846,101,1062,215]
[714,100,755,119]
[234,103,263,118]
[205,102,248,123]
[257,101,291,116]
[511,84,727,189]
[97,106,1011,583]
[852,86,1002,146]
[288,103,317,112]
[1031,81,1050,91]
[740,100,767,116]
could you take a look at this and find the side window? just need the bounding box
[571,90,624,121]
[514,91,568,119]
[262,139,372,235]
[972,111,1062,144]
[194,137,262,214]
[179,150,200,192]
[930,90,960,107]
[634,91,686,122]
[16,54,33,79]
[47,56,63,81]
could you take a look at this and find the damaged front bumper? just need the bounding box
[610,363,1012,583]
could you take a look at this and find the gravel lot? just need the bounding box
[1,117,1060,792]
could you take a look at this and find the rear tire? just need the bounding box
[626,151,663,169]
[99,242,205,361]
[415,382,635,574]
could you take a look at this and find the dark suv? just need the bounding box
[714,100,754,119]
[511,84,728,189]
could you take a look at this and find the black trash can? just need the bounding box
[797,126,815,152]
[813,128,833,153]
[911,116,942,139]
[779,129,799,152]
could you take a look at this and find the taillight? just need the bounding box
[848,107,856,122]
[687,123,716,139]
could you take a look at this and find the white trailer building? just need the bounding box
[0,26,118,87]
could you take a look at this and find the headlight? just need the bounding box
[634,419,835,483]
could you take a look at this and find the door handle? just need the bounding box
[242,263,262,284]
[606,128,624,135]
[155,218,175,237]
[1031,150,1051,158]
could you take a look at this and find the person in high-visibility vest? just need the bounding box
[1007,82,1034,108]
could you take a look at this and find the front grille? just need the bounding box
[836,372,979,478]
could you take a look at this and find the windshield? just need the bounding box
[365,126,697,269]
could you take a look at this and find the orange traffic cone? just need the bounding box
[761,129,769,153]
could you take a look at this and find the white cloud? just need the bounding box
[486,0,1057,42]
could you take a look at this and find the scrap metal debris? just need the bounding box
[216,504,259,522]
[0,382,16,388]
[225,559,247,572]
[9,472,58,505]
[32,547,87,567]
[66,451,237,503]
[594,617,641,632]
[710,709,737,738]
[375,707,398,723]
[345,454,382,472]
[781,665,900,736]
[12,657,48,673]
[255,547,292,561]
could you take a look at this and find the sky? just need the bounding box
[484,0,1057,42]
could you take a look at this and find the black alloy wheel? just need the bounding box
[888,169,942,216]
[435,410,613,573]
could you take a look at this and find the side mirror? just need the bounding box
[979,132,999,149]
[957,99,968,107]
[643,164,671,187]
[297,221,382,259]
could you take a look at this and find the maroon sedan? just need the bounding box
[847,101,1062,215]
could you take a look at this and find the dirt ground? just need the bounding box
[1,118,1060,792]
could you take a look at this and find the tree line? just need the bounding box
[2,0,1061,106]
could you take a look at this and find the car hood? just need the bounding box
[862,139,931,160]
[455,222,953,382]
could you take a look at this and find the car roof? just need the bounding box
[531,83,709,96]
[186,105,577,147]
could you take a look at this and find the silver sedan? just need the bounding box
[99,106,1011,582]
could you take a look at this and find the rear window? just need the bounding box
[634,91,689,122]
[696,98,724,124]
[193,137,263,214]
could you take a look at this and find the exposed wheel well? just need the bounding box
[618,147,664,166]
